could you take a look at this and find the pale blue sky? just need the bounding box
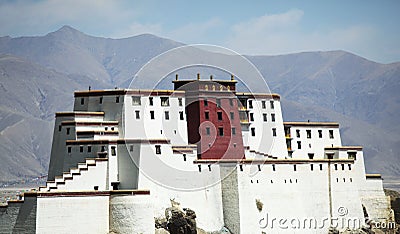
[0,0,399,63]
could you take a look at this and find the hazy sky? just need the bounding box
[0,0,399,63]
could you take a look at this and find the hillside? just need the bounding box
[0,26,399,185]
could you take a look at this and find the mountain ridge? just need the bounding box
[0,25,399,185]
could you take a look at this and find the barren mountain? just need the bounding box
[0,26,398,186]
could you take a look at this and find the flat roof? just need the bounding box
[74,89,185,97]
[284,122,339,127]
[25,190,150,198]
[66,139,170,145]
[235,92,280,100]
[56,111,104,117]
[324,146,363,151]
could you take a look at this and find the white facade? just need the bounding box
[2,84,393,234]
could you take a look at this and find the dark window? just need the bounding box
[270,100,274,109]
[99,97,103,104]
[262,101,266,109]
[232,127,236,135]
[334,164,338,170]
[66,128,70,135]
[318,130,322,138]
[155,145,161,154]
[206,127,210,135]
[251,128,256,137]
[178,98,183,106]
[311,164,314,171]
[135,110,140,119]
[205,111,209,120]
[217,112,223,121]
[150,111,155,119]
[204,99,208,106]
[308,153,314,159]
[67,146,71,153]
[218,127,224,136]
[161,97,169,106]
[348,152,357,160]
[319,164,323,170]
[263,114,268,122]
[111,146,116,156]
[216,99,221,108]
[80,98,84,105]
[348,164,352,170]
[296,129,300,138]
[297,141,301,149]
[116,96,120,103]
[230,112,234,120]
[329,130,334,139]
[132,96,141,105]
[248,100,253,109]
[294,165,297,171]
[179,111,184,120]
[130,145,134,152]
[229,99,233,106]
[149,97,153,106]
[58,125,62,131]
[183,154,187,161]
[165,111,170,120]
[306,130,311,139]
[101,146,105,152]
[88,146,91,153]
[327,153,334,159]
[80,146,83,153]
[272,128,277,137]
[272,164,276,171]
[250,113,254,121]
[271,113,276,122]
[341,164,345,170]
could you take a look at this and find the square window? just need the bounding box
[271,113,276,122]
[131,96,141,105]
[155,145,161,154]
[179,111,184,120]
[318,130,322,138]
[272,128,277,137]
[206,127,210,135]
[161,97,169,106]
[263,113,268,122]
[217,112,223,121]
[251,128,256,137]
[297,141,301,149]
[88,146,92,153]
[149,97,153,106]
[232,127,236,135]
[308,153,314,159]
[250,113,254,121]
[204,99,208,106]
[216,99,221,108]
[135,110,140,119]
[230,112,234,120]
[67,146,71,153]
[205,111,209,120]
[296,129,300,138]
[270,100,274,109]
[329,130,334,139]
[218,127,224,136]
[150,111,155,120]
[111,146,116,156]
[248,100,253,109]
[178,98,183,106]
[306,130,311,139]
[262,101,266,109]
[165,111,170,120]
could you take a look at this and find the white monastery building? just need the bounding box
[0,74,394,234]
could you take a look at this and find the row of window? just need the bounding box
[133,110,184,120]
[295,129,334,139]
[248,100,275,109]
[132,96,183,107]
[251,127,277,137]
[67,145,117,156]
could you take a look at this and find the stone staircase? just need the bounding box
[248,150,278,159]
[39,158,108,192]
